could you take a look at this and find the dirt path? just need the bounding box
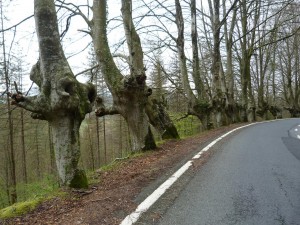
[2,124,247,225]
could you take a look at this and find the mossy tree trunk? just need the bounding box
[92,0,178,150]
[208,0,228,127]
[174,0,211,130]
[238,0,260,122]
[223,0,239,123]
[10,0,96,188]
[147,58,180,139]
[279,29,300,117]
[146,99,179,140]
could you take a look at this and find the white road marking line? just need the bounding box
[120,161,192,225]
[295,128,298,132]
[119,122,274,225]
[297,135,300,139]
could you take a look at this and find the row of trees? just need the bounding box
[0,92,198,207]
[137,0,300,124]
[1,0,299,205]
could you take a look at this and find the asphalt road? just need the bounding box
[154,119,300,225]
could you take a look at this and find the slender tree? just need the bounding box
[0,0,17,203]
[235,0,260,122]
[208,0,227,126]
[223,0,238,122]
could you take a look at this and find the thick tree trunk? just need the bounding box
[241,55,255,122]
[146,99,179,140]
[175,0,195,103]
[148,59,179,139]
[92,0,179,151]
[240,55,249,122]
[239,0,259,122]
[175,0,211,130]
[48,124,56,174]
[10,0,96,188]
[51,116,86,186]
[122,102,156,151]
[209,0,228,127]
[191,0,205,99]
[95,87,156,151]
[223,0,238,123]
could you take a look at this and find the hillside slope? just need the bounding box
[2,123,247,225]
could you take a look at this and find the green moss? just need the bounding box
[173,114,201,138]
[266,110,275,120]
[17,176,60,201]
[0,188,67,220]
[155,139,167,146]
[162,126,180,140]
[193,101,211,114]
[143,127,157,151]
[0,198,42,219]
[69,169,89,189]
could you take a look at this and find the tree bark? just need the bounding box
[20,109,28,183]
[223,0,238,123]
[191,0,205,99]
[209,0,225,127]
[146,99,179,139]
[51,116,82,185]
[92,0,178,150]
[10,0,95,187]
[175,0,211,130]
[238,0,260,122]
[92,0,154,151]
[48,124,56,175]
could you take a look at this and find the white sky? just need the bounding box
[2,0,208,93]
[3,0,116,87]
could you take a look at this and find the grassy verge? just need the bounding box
[0,115,202,220]
[0,176,65,219]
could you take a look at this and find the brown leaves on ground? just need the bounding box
[2,124,247,225]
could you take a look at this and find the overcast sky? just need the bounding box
[3,0,121,87]
[2,0,206,93]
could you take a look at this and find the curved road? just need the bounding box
[148,119,300,225]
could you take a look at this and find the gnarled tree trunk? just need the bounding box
[175,0,211,130]
[10,0,96,188]
[92,0,178,151]
[146,99,179,140]
[92,0,155,151]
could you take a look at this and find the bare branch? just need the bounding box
[75,64,99,77]
[55,0,91,28]
[0,15,34,32]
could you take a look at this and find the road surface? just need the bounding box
[141,119,300,225]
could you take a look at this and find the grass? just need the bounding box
[172,114,202,138]
[95,150,151,172]
[1,149,154,219]
[16,176,60,202]
[0,175,66,219]
[0,114,201,220]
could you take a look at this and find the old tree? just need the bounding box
[10,0,96,188]
[92,0,179,150]
[10,0,179,187]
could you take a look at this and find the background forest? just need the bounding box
[1,0,300,209]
